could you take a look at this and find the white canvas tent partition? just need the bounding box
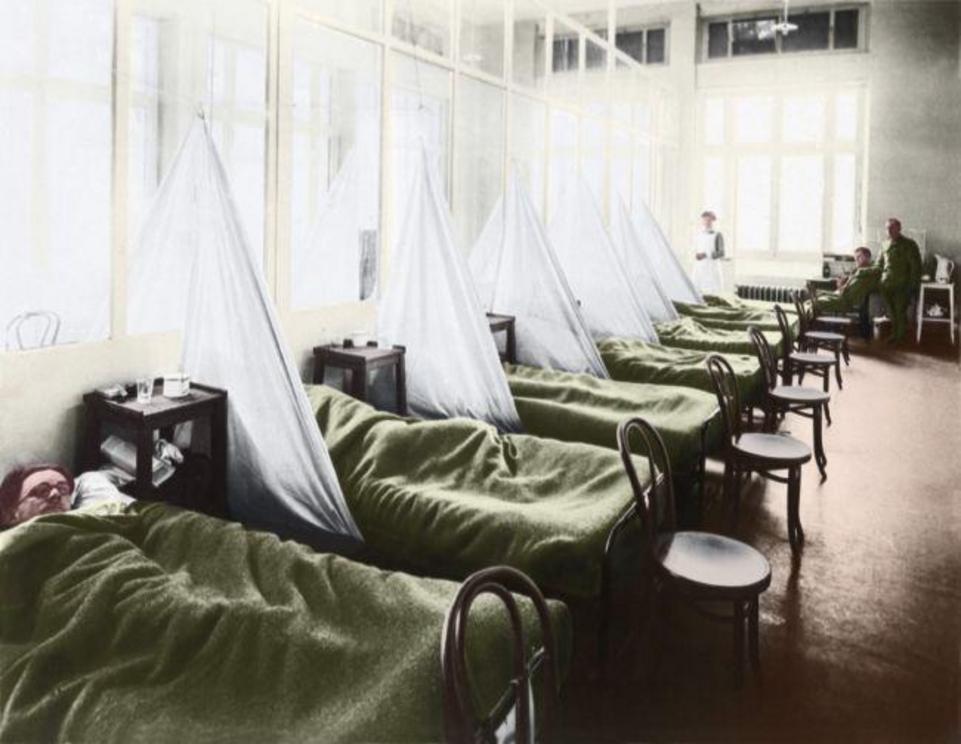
[128,117,361,541]
[631,198,703,305]
[610,197,679,323]
[377,147,522,432]
[470,171,608,377]
[548,177,659,342]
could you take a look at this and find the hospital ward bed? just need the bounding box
[0,500,570,743]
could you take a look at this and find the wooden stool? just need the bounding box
[618,417,771,687]
[707,354,812,552]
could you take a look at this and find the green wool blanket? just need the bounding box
[310,385,645,601]
[596,337,763,406]
[0,501,570,743]
[673,301,787,333]
[703,293,799,316]
[505,364,721,476]
[655,316,783,358]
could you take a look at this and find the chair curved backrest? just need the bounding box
[4,311,62,351]
[792,293,813,336]
[616,417,676,541]
[773,304,795,357]
[748,325,778,391]
[706,353,742,443]
[441,566,559,744]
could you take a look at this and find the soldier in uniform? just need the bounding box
[877,218,922,343]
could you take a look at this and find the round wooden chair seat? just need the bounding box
[734,432,812,465]
[804,330,845,343]
[655,531,771,595]
[814,315,855,328]
[770,385,831,404]
[790,351,834,366]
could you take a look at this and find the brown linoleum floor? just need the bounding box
[563,335,961,742]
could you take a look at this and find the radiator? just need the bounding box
[735,284,808,304]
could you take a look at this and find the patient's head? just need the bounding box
[0,465,74,528]
[854,246,872,268]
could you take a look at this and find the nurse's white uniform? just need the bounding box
[691,231,724,295]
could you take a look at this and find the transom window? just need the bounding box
[704,6,863,61]
[616,25,669,66]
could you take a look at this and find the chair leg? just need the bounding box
[798,366,806,385]
[813,404,827,483]
[821,368,829,394]
[748,596,760,672]
[733,600,745,687]
[787,465,805,551]
[842,336,851,366]
[834,347,843,389]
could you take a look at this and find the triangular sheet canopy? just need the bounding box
[470,171,609,378]
[548,177,658,342]
[129,118,361,541]
[631,198,703,304]
[291,144,379,309]
[377,148,522,432]
[610,197,679,323]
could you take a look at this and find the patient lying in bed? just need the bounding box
[0,465,132,528]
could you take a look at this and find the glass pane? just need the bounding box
[832,154,857,251]
[778,155,824,253]
[585,37,606,70]
[47,0,113,85]
[0,4,113,349]
[391,0,451,57]
[835,91,858,141]
[632,139,651,209]
[735,156,772,252]
[616,29,644,64]
[707,22,728,58]
[549,108,578,215]
[0,1,35,75]
[460,0,504,78]
[453,76,504,251]
[834,9,859,50]
[510,94,546,216]
[781,12,830,52]
[289,22,382,309]
[734,96,773,144]
[704,98,724,146]
[512,0,545,89]
[551,20,580,96]
[782,95,825,143]
[581,116,606,205]
[646,28,666,64]
[300,0,382,32]
[391,51,451,240]
[703,156,726,228]
[732,18,776,56]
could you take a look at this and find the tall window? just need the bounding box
[0,0,114,347]
[698,88,864,259]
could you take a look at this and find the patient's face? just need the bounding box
[13,470,72,523]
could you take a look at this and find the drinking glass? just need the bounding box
[136,377,153,405]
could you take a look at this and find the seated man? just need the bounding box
[815,246,881,337]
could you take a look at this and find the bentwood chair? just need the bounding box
[794,295,848,384]
[4,310,62,351]
[707,354,812,552]
[749,326,830,482]
[442,566,560,744]
[807,290,857,356]
[774,305,838,419]
[617,417,771,686]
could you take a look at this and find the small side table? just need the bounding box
[916,282,956,344]
[82,382,227,513]
[313,341,407,415]
[487,313,517,364]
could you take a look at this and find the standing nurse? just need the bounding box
[692,210,725,295]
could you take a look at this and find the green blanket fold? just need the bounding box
[597,337,763,406]
[310,385,645,600]
[505,364,720,476]
[0,502,571,743]
[703,293,799,316]
[673,301,786,333]
[655,316,783,357]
